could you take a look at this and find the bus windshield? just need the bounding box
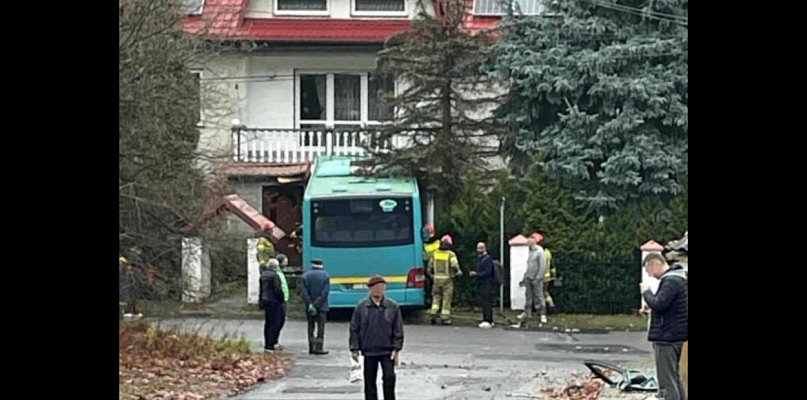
[311,197,413,248]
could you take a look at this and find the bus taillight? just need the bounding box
[406,268,425,288]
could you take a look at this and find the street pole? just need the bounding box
[500,196,505,314]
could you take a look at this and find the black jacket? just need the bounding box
[259,269,284,307]
[476,253,494,283]
[349,296,404,357]
[643,264,688,342]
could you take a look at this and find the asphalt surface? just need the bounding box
[154,318,654,400]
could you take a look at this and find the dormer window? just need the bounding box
[275,0,329,16]
[352,0,407,17]
[473,0,544,16]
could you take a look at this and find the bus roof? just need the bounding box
[306,156,419,198]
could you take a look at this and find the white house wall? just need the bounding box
[245,49,380,128]
[197,50,506,169]
[197,54,249,174]
[246,0,431,19]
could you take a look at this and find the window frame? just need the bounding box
[351,0,408,17]
[295,70,397,130]
[274,0,331,17]
[471,0,545,16]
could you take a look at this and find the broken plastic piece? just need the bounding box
[584,360,658,392]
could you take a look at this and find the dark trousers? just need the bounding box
[477,281,494,323]
[262,302,283,349]
[653,342,686,400]
[424,273,434,306]
[307,311,327,341]
[278,303,287,340]
[364,354,396,400]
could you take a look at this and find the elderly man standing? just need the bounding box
[302,258,330,355]
[641,252,688,400]
[518,232,548,327]
[350,275,404,400]
[259,258,285,352]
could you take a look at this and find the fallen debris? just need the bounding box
[542,377,605,400]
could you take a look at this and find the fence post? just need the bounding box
[326,127,334,155]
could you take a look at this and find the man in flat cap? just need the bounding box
[302,258,330,355]
[349,275,404,400]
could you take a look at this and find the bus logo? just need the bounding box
[379,199,398,212]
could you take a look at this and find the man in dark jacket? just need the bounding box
[469,242,495,329]
[349,275,404,400]
[259,259,285,352]
[302,258,331,355]
[641,253,688,400]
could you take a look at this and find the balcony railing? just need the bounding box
[230,125,411,163]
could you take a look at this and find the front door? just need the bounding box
[263,185,303,267]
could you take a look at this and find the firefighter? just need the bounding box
[290,223,303,254]
[422,224,440,265]
[421,224,440,306]
[257,235,275,266]
[427,234,462,325]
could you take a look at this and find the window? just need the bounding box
[182,0,205,15]
[190,70,203,126]
[300,75,327,121]
[276,0,328,15]
[334,75,361,121]
[473,0,544,16]
[312,198,414,248]
[368,73,394,121]
[353,0,406,15]
[296,71,396,129]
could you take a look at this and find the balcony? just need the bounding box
[231,124,411,163]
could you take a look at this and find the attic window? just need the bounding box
[473,0,544,16]
[182,0,204,15]
[276,0,329,15]
[354,0,406,15]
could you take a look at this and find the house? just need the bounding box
[182,0,544,266]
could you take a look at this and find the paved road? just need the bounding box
[155,318,653,400]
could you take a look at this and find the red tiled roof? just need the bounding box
[240,19,411,42]
[184,0,249,35]
[461,0,501,33]
[217,162,311,177]
[184,0,499,42]
[192,194,286,240]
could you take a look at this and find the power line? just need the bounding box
[589,0,688,22]
[588,0,688,26]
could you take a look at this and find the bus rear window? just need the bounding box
[312,197,413,247]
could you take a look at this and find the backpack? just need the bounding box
[492,259,504,286]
